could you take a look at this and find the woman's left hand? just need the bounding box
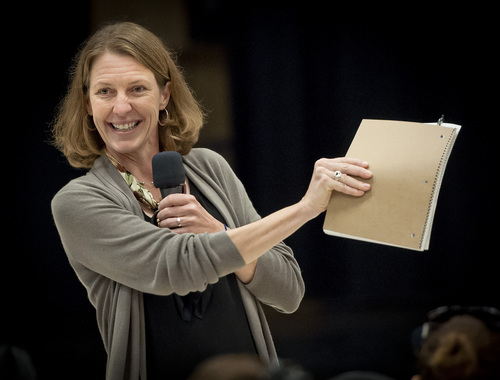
[300,157,373,219]
[156,193,226,234]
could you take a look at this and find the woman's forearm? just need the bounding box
[227,157,372,266]
[227,200,316,265]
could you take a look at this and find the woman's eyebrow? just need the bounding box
[93,78,150,87]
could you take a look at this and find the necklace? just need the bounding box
[106,152,159,211]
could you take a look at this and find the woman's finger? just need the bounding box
[158,193,194,210]
[332,171,371,192]
[323,157,372,178]
[158,216,187,230]
[315,157,372,196]
[332,175,370,196]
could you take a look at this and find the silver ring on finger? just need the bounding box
[334,170,342,181]
[176,217,182,228]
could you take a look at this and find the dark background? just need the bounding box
[3,1,497,379]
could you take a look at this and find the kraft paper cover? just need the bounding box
[323,119,459,251]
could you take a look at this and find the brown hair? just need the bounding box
[51,22,204,168]
[187,354,266,380]
[417,315,500,380]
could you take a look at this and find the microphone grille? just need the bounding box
[152,151,185,188]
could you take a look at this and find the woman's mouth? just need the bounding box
[111,121,140,132]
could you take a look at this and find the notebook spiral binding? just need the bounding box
[418,128,459,249]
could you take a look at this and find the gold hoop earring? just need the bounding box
[159,107,169,126]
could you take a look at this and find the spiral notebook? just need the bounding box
[323,119,461,251]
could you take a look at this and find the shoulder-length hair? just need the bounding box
[51,22,204,168]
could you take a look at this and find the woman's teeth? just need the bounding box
[112,122,139,131]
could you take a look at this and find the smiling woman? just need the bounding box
[86,53,170,163]
[51,22,204,169]
[50,21,371,380]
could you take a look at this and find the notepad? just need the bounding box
[323,119,461,251]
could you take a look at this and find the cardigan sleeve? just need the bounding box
[185,149,305,314]
[51,176,246,297]
[226,173,305,314]
[52,149,305,313]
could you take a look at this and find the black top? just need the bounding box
[143,182,257,380]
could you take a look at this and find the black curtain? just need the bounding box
[225,3,496,378]
[4,2,496,379]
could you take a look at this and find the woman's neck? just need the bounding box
[107,148,158,184]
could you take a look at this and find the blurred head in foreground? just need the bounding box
[413,306,500,380]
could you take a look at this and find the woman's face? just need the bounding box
[87,52,170,159]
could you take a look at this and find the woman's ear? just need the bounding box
[160,81,171,109]
[86,98,93,116]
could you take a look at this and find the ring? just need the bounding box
[176,217,182,228]
[334,170,342,181]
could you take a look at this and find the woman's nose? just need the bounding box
[113,93,132,115]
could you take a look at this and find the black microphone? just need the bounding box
[152,151,186,198]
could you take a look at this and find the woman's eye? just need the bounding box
[97,88,111,96]
[132,86,145,93]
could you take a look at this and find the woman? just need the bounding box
[51,22,372,380]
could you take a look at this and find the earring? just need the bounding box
[159,107,169,126]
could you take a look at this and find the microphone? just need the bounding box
[152,151,186,198]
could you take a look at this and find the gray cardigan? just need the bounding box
[51,148,305,380]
